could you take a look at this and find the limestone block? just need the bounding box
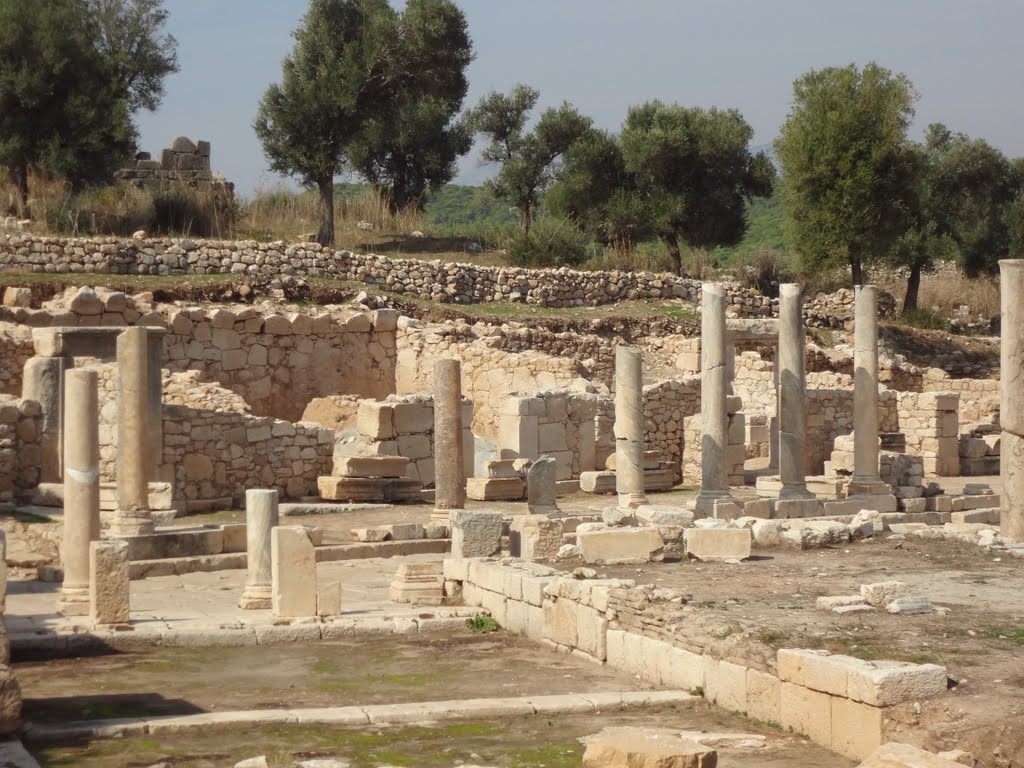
[537,423,568,452]
[384,523,425,541]
[778,649,854,696]
[397,434,431,460]
[271,526,317,618]
[684,528,751,561]
[582,728,717,768]
[857,743,967,767]
[745,668,780,724]
[543,597,577,647]
[2,286,30,308]
[466,477,525,501]
[485,459,521,479]
[509,516,563,561]
[90,540,130,624]
[845,660,947,706]
[317,476,421,503]
[577,528,663,564]
[388,563,443,605]
[860,581,911,609]
[579,471,616,494]
[705,658,747,713]
[316,580,341,617]
[831,696,883,760]
[333,456,409,478]
[357,402,395,440]
[450,510,502,558]
[392,402,432,433]
[779,681,832,746]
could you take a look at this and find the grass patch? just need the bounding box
[466,615,499,633]
[510,743,582,768]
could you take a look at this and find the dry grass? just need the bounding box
[876,263,1001,319]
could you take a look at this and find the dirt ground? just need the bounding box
[21,634,853,768]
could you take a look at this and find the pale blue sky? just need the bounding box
[136,0,1024,196]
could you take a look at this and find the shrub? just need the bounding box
[465,614,499,633]
[506,216,591,268]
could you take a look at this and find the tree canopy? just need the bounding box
[775,62,918,285]
[346,0,474,212]
[87,0,179,114]
[550,101,773,275]
[467,84,593,235]
[254,0,399,245]
[0,0,136,214]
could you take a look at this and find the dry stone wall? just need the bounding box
[0,233,891,322]
[0,326,32,396]
[0,395,42,502]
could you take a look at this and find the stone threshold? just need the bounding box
[24,690,695,742]
[10,608,484,657]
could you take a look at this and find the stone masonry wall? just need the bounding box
[396,323,587,440]
[497,391,597,480]
[0,396,42,502]
[896,391,961,476]
[0,233,895,323]
[0,325,32,396]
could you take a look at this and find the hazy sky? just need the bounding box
[136,1,1024,196]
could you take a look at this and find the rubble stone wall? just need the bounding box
[0,326,32,396]
[0,233,895,322]
[0,396,42,502]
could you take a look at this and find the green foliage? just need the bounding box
[506,216,592,268]
[87,0,179,113]
[467,84,593,234]
[1006,191,1024,259]
[254,0,400,245]
[347,0,474,212]
[775,62,918,284]
[0,0,136,211]
[465,614,499,633]
[424,184,517,231]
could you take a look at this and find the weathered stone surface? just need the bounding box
[614,346,648,509]
[240,489,278,610]
[582,727,718,768]
[527,456,558,514]
[450,510,502,558]
[509,516,563,561]
[577,528,662,564]
[317,476,421,503]
[388,563,443,605]
[271,526,316,618]
[856,742,967,767]
[467,477,525,501]
[90,540,130,624]
[860,581,911,609]
[684,528,751,561]
[332,456,410,478]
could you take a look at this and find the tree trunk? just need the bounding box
[902,257,926,314]
[520,201,533,237]
[9,163,29,218]
[850,256,863,286]
[662,233,683,276]
[317,178,335,247]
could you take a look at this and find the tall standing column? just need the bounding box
[239,489,279,609]
[851,285,884,492]
[1000,261,1024,541]
[58,369,100,616]
[696,284,733,514]
[432,359,465,522]
[614,345,648,509]
[111,327,154,536]
[778,284,813,499]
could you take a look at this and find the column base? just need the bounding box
[694,491,738,518]
[109,510,155,536]
[430,508,455,524]
[58,586,90,617]
[239,585,272,610]
[616,492,649,510]
[779,485,816,500]
[846,481,892,497]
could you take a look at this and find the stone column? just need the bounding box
[778,284,813,499]
[1000,260,1024,541]
[146,333,166,483]
[22,356,67,483]
[614,345,648,509]
[696,284,733,514]
[432,359,465,522]
[111,327,154,536]
[768,352,780,473]
[58,369,100,616]
[239,489,279,609]
[850,285,884,492]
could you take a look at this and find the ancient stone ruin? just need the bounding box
[0,234,1019,766]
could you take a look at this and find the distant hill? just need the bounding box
[425,185,517,230]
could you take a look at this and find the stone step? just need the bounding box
[579,470,675,495]
[332,456,410,479]
[317,476,422,503]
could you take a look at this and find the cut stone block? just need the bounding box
[485,459,522,479]
[388,563,443,605]
[580,471,616,494]
[90,540,130,625]
[271,526,317,618]
[466,477,525,501]
[316,580,341,617]
[450,510,502,558]
[771,498,822,519]
[509,516,564,561]
[577,527,663,564]
[860,581,911,608]
[886,597,935,615]
[332,456,410,478]
[816,595,869,611]
[317,476,422,503]
[582,727,717,768]
[684,528,752,561]
[384,523,425,541]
